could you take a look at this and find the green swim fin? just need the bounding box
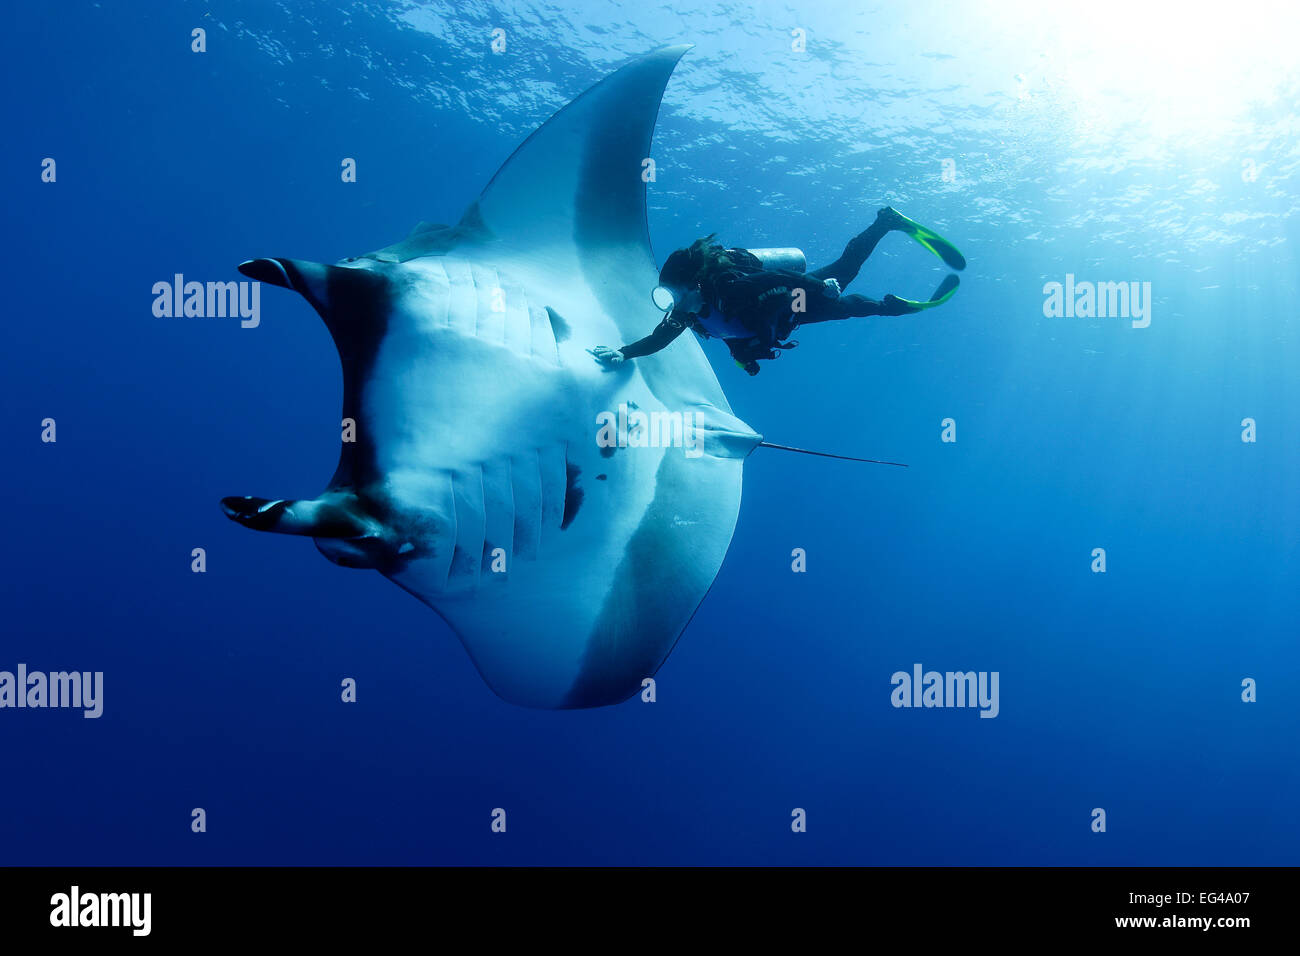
[882,207,967,271]
[882,274,960,313]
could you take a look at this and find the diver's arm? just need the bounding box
[610,315,688,360]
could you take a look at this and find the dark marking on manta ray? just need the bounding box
[561,462,584,530]
[544,306,572,342]
[596,474,607,481]
[450,544,478,578]
[599,444,616,458]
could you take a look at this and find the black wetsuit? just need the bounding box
[621,218,903,374]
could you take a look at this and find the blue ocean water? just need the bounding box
[2,0,1297,865]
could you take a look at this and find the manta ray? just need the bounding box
[224,45,762,708]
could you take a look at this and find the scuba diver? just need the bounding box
[590,207,965,375]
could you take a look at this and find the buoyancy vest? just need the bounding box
[692,302,752,339]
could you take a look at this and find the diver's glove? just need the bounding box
[588,346,626,368]
[821,278,841,298]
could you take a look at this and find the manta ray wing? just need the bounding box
[227,46,761,708]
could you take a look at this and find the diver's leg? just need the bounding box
[809,207,967,286]
[795,293,916,325]
[796,274,961,326]
[807,210,895,285]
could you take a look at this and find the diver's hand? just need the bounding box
[588,346,626,368]
[821,278,841,298]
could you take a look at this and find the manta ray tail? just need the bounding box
[757,442,908,467]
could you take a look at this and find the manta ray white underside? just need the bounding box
[224,45,762,708]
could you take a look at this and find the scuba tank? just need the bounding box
[741,247,807,273]
[691,245,810,344]
[734,248,807,365]
[696,247,810,361]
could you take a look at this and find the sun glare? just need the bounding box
[995,0,1299,141]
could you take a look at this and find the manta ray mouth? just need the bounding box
[237,258,292,289]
